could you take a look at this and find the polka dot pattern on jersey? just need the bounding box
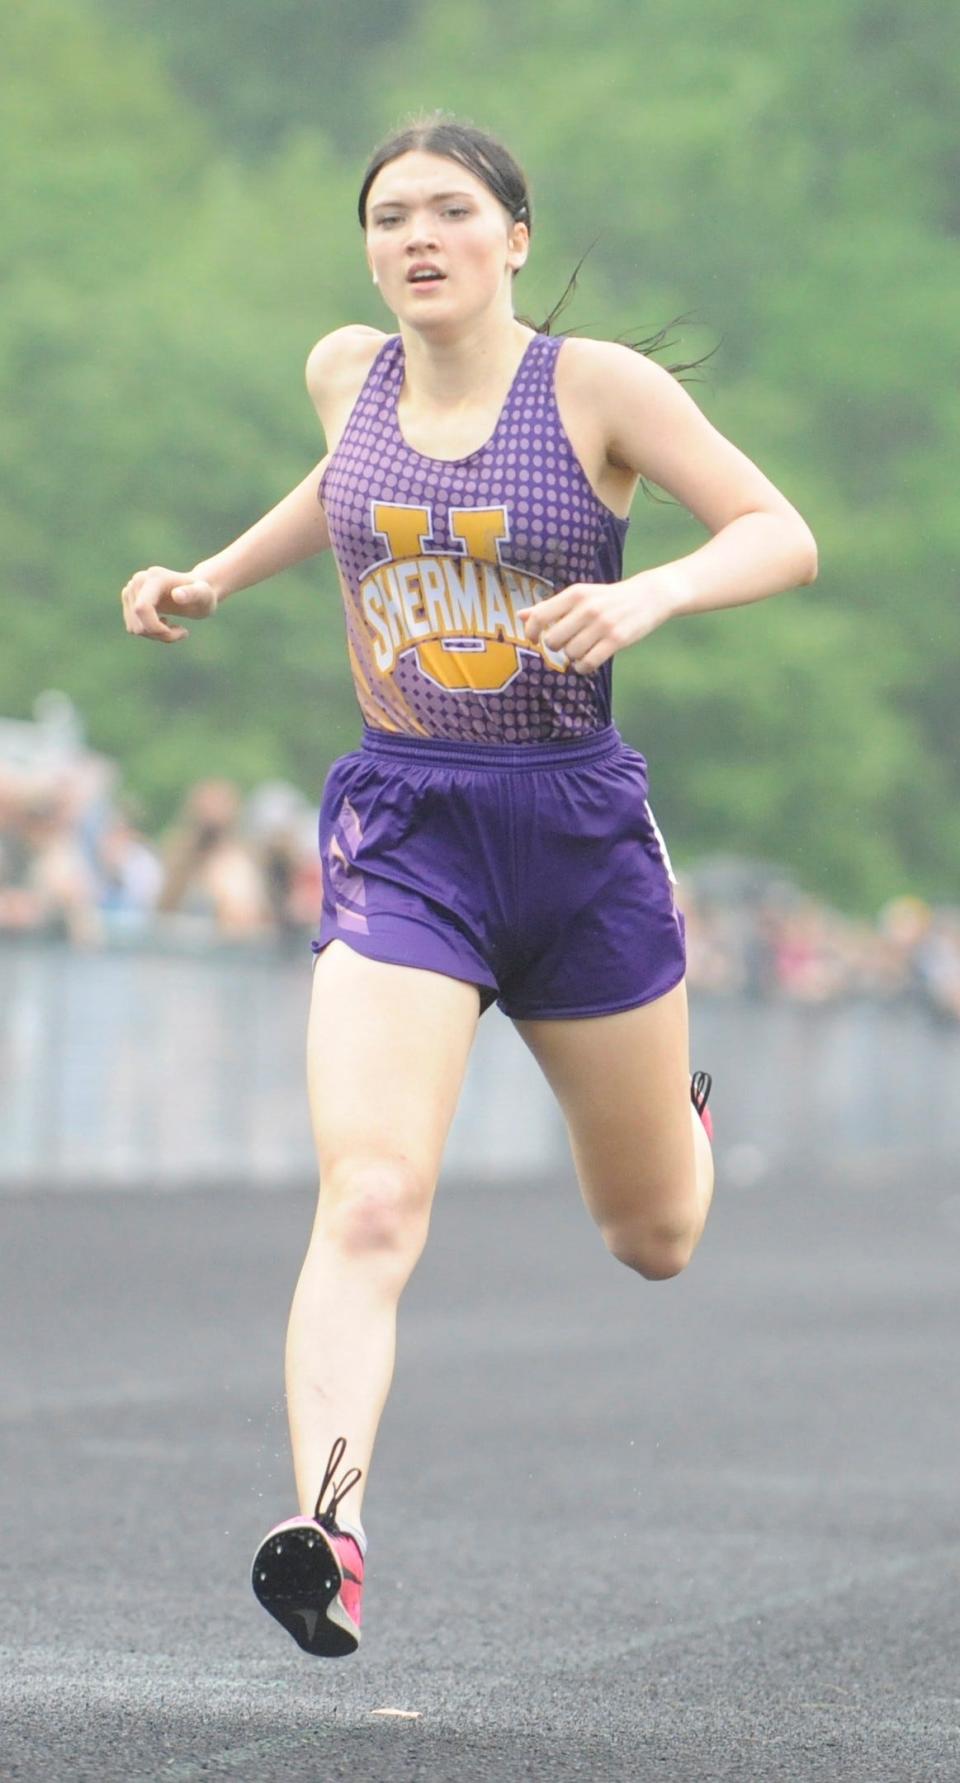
[318,332,630,744]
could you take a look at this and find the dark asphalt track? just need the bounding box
[3,1154,960,1781]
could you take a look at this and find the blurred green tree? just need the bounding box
[2,0,957,910]
[96,0,417,158]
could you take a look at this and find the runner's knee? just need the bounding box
[318,1155,433,1259]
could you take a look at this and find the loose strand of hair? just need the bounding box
[518,243,722,506]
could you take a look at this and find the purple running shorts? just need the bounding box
[312,724,686,1020]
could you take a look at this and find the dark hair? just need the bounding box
[358,113,531,240]
[359,112,719,503]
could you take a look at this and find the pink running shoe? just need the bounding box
[251,1435,364,1657]
[691,1070,714,1142]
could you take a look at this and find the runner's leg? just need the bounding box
[286,939,480,1518]
[513,978,714,1280]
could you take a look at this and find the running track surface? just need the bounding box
[3,1158,959,1782]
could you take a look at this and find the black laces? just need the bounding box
[313,1434,363,1533]
[690,1070,713,1116]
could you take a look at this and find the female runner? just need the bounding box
[121,115,817,1659]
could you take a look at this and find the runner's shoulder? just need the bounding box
[557,333,669,399]
[556,334,690,464]
[305,325,389,414]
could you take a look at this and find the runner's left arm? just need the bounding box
[519,342,818,672]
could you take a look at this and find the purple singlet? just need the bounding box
[319,331,629,743]
[311,327,687,1017]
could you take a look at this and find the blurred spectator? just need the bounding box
[676,886,739,993]
[3,700,960,1020]
[681,860,960,1024]
[879,895,960,1022]
[923,911,960,1022]
[96,805,164,935]
[0,771,102,945]
[769,897,852,1003]
[244,781,322,938]
[158,778,273,939]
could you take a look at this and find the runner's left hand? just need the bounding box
[517,572,679,674]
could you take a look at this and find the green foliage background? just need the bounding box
[4,0,957,909]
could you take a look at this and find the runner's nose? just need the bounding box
[405,221,441,256]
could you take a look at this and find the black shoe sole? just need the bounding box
[251,1524,360,1657]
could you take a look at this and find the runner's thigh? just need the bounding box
[513,979,696,1233]
[307,939,481,1189]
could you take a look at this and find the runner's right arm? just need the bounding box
[120,451,331,644]
[121,326,381,644]
[195,451,333,605]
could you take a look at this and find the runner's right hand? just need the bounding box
[121,566,218,643]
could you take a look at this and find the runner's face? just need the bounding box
[364,151,528,327]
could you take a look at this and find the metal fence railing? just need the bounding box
[1,940,956,1188]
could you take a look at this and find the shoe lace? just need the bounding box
[690,1070,713,1116]
[313,1434,363,1534]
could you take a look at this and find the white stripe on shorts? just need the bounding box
[644,799,677,886]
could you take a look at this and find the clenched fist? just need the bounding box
[121,565,219,643]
